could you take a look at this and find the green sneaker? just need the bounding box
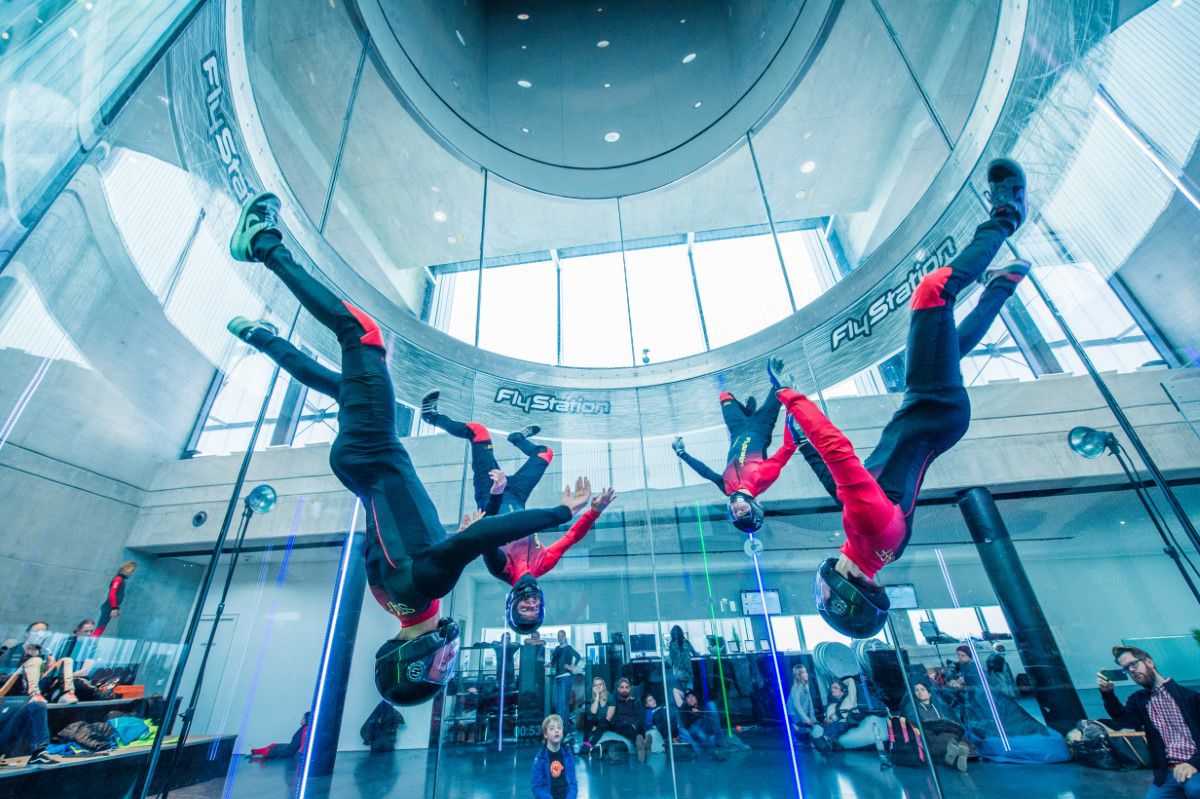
[226,316,278,343]
[229,191,281,262]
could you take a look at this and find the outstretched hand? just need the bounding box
[489,468,508,495]
[591,487,616,513]
[767,357,788,391]
[671,436,686,455]
[559,476,592,515]
[459,509,485,531]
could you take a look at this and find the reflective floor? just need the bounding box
[175,740,1148,799]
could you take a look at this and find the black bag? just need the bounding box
[1070,737,1129,771]
[885,717,927,769]
[57,720,117,751]
[360,701,404,753]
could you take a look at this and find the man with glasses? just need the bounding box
[1100,645,1200,798]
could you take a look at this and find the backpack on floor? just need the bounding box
[57,720,117,751]
[884,717,927,769]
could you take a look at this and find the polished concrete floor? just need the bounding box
[173,736,1152,799]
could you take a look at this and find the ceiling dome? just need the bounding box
[358,0,841,197]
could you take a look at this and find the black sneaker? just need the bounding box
[420,391,440,423]
[229,191,281,262]
[226,316,278,344]
[508,425,540,441]
[981,259,1031,289]
[28,750,55,765]
[986,158,1026,230]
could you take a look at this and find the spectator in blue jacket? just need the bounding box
[532,714,577,799]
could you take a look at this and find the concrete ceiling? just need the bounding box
[244,0,999,304]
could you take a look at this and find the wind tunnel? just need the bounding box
[2,1,1200,799]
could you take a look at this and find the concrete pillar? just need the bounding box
[302,531,367,781]
[957,487,1086,733]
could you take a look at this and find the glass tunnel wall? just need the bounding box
[0,2,1199,799]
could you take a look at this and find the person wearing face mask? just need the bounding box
[670,382,802,534]
[225,191,595,705]
[16,622,78,704]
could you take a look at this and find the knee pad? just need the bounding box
[911,266,953,310]
[538,446,554,464]
[465,422,491,443]
[342,301,385,348]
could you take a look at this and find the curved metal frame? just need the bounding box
[219,0,1034,437]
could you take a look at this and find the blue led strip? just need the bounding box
[748,533,805,798]
[297,500,361,797]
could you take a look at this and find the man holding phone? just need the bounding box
[1099,645,1200,798]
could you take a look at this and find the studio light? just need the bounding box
[245,483,277,514]
[1067,425,1113,460]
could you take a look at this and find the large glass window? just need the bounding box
[477,259,557,363]
[559,252,633,367]
[692,233,793,348]
[625,244,706,363]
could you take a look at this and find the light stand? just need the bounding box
[155,484,277,799]
[1068,426,1200,607]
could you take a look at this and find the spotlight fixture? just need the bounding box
[682,52,697,64]
[597,40,609,48]
[604,131,621,142]
[517,13,529,20]
[1067,426,1112,459]
[433,210,447,222]
[801,160,816,174]
[517,79,532,88]
[245,484,278,515]
[694,101,702,108]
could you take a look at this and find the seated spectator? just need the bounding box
[902,681,969,772]
[676,689,727,760]
[1100,644,1200,799]
[0,698,54,765]
[577,677,612,758]
[58,621,98,675]
[250,712,309,760]
[607,677,644,760]
[812,679,858,753]
[6,622,77,704]
[787,664,816,746]
[986,644,1017,698]
[638,693,672,762]
[532,714,577,799]
[946,645,979,689]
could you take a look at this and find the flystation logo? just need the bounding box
[493,387,612,416]
[200,52,254,203]
[828,235,958,352]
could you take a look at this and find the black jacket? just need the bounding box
[1102,679,1200,786]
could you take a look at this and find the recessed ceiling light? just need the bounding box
[682,52,697,64]
[521,127,530,133]
[693,101,702,108]
[801,160,816,174]
[603,82,611,88]
[517,79,532,88]
[604,131,621,143]
[517,13,529,20]
[446,235,457,244]
[455,29,465,46]
[431,185,440,193]
[433,210,447,222]
[597,40,609,48]
[521,44,527,50]
[803,131,812,139]
[794,190,807,199]
[680,18,686,23]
